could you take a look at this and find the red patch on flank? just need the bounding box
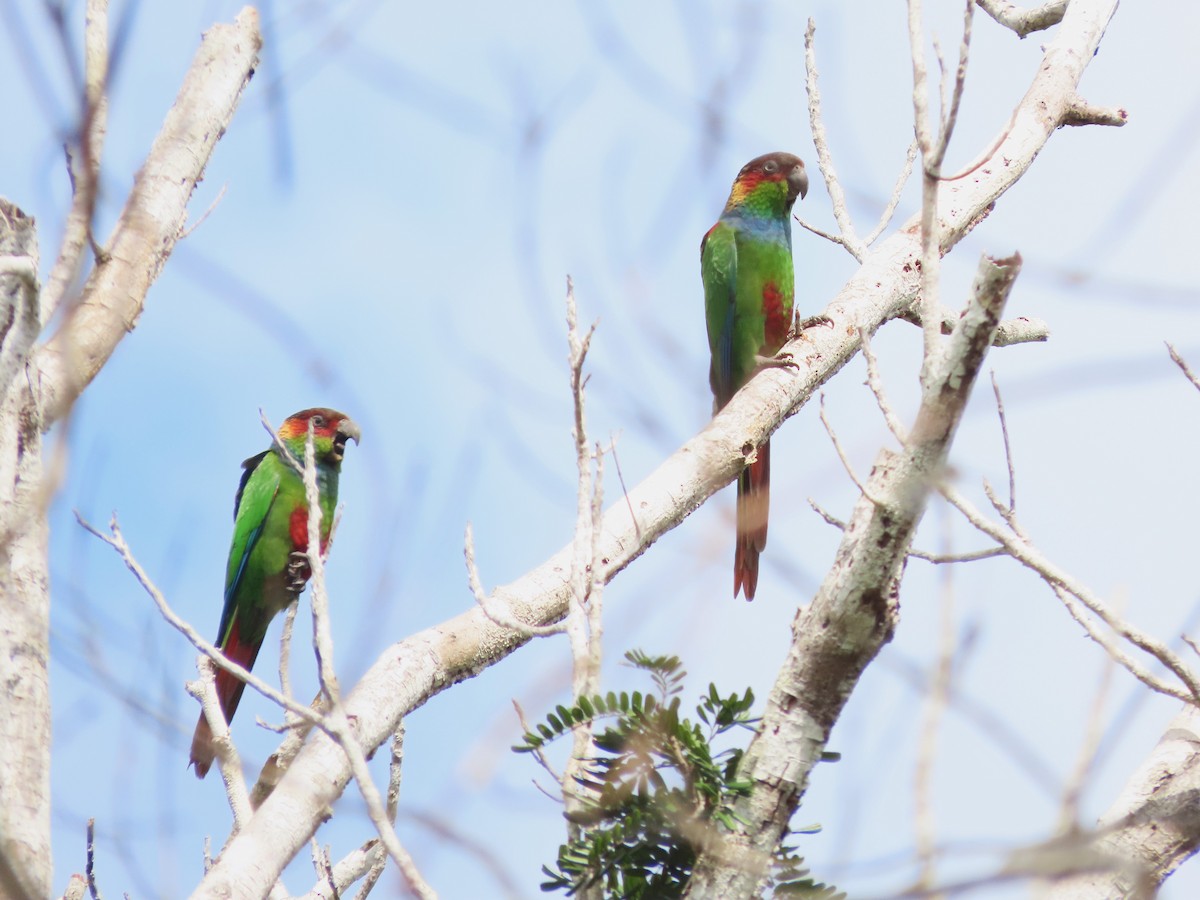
[289,506,311,551]
[762,282,790,349]
[288,505,329,554]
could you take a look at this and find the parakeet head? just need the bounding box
[725,152,808,214]
[277,408,361,466]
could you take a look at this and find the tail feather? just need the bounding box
[734,439,770,601]
[189,621,263,779]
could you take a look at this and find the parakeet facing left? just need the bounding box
[701,152,808,601]
[189,408,361,779]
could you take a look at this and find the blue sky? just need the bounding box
[4,0,1200,896]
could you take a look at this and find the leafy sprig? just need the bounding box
[517,650,843,899]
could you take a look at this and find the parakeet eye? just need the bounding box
[310,414,326,429]
[763,159,778,173]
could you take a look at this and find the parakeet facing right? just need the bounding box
[701,152,808,600]
[189,407,360,779]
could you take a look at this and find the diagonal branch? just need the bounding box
[40,0,110,326]
[1041,704,1200,898]
[191,1,1119,891]
[32,8,261,426]
[683,252,1022,897]
[803,19,865,261]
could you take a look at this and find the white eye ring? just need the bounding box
[311,415,326,429]
[763,160,778,173]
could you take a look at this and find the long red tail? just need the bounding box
[734,438,770,600]
[189,622,263,779]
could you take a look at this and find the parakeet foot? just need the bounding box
[285,551,311,594]
[755,349,799,371]
[799,313,834,330]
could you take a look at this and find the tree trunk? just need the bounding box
[0,200,51,900]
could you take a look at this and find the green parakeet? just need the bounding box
[189,407,360,778]
[701,152,808,600]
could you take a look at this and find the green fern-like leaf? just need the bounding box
[521,649,842,899]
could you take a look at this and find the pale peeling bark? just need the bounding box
[1041,706,1200,899]
[193,0,1122,893]
[977,0,1069,38]
[681,0,1119,892]
[685,254,1022,897]
[0,9,260,899]
[0,201,51,900]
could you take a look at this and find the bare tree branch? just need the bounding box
[296,424,435,899]
[804,19,865,261]
[78,514,328,729]
[1167,342,1200,395]
[977,0,1068,38]
[32,8,262,425]
[193,1,1119,890]
[41,0,109,325]
[1042,705,1200,899]
[0,199,49,900]
[864,140,920,248]
[943,482,1200,705]
[1062,95,1128,127]
[683,252,1021,897]
[187,657,253,827]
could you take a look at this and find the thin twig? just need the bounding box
[310,840,337,900]
[561,276,607,846]
[818,393,884,505]
[816,492,1007,563]
[609,436,642,544]
[77,513,325,729]
[296,840,386,900]
[1059,634,1117,829]
[179,184,228,239]
[859,327,909,443]
[513,700,562,783]
[908,0,944,378]
[913,513,958,890]
[942,483,1200,705]
[910,545,1009,564]
[299,427,437,900]
[354,849,387,900]
[464,523,566,636]
[864,140,920,247]
[940,1,975,166]
[387,723,406,821]
[804,18,865,261]
[85,819,103,900]
[278,600,299,703]
[793,216,851,249]
[990,372,1016,515]
[187,657,253,825]
[1166,342,1200,395]
[908,0,976,386]
[807,498,846,530]
[42,0,109,324]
